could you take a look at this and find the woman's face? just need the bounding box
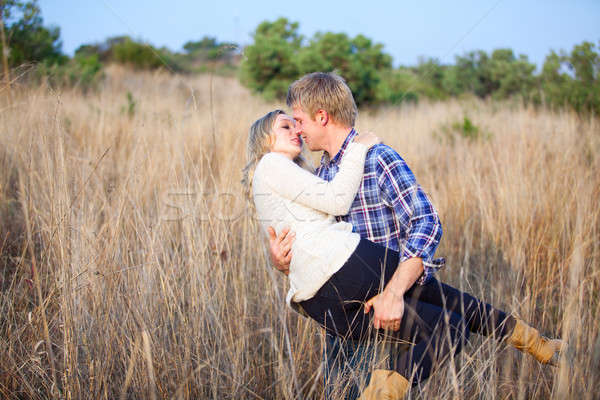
[270,114,302,159]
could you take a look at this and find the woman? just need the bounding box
[242,110,562,399]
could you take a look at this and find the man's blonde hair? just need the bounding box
[286,72,357,127]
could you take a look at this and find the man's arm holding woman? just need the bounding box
[364,146,444,330]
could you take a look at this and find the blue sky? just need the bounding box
[40,0,599,68]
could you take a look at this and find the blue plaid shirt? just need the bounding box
[316,129,445,284]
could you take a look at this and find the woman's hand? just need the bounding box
[363,288,405,331]
[354,131,381,148]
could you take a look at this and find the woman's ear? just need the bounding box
[316,109,329,126]
[267,133,277,150]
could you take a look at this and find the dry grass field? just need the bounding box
[1,65,599,399]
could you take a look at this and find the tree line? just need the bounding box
[241,18,599,115]
[1,3,598,115]
[0,1,237,91]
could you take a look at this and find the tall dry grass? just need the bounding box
[0,65,598,399]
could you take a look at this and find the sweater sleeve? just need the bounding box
[260,142,368,216]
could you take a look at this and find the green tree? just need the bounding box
[240,18,302,100]
[413,57,449,100]
[487,49,536,99]
[376,68,419,104]
[565,41,599,114]
[178,35,238,73]
[443,50,488,97]
[183,36,236,61]
[296,32,391,105]
[0,0,65,67]
[241,19,392,104]
[447,50,487,96]
[539,50,569,108]
[443,49,535,100]
[0,0,104,94]
[184,36,218,53]
[74,43,102,58]
[540,41,599,114]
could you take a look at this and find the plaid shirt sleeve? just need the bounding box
[374,146,445,284]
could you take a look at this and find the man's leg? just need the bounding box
[358,301,469,399]
[404,278,516,340]
[324,333,376,400]
[389,301,468,384]
[304,294,469,399]
[404,278,564,365]
[300,239,467,398]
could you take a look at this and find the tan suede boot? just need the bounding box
[507,319,564,365]
[358,369,410,400]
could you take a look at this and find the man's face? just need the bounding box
[292,106,324,152]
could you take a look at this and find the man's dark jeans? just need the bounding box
[298,239,472,397]
[298,239,515,398]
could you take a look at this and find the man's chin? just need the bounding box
[306,143,321,152]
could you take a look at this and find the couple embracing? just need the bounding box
[242,72,562,399]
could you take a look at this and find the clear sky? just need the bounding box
[39,0,600,68]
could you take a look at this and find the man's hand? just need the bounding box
[364,289,405,331]
[267,226,295,275]
[363,257,424,331]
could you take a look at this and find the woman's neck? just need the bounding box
[271,150,295,160]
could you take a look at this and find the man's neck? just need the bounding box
[323,125,353,158]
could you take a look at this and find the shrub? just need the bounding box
[434,116,491,145]
[36,53,104,92]
[376,68,419,104]
[111,37,165,70]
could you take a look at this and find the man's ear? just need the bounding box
[315,109,329,126]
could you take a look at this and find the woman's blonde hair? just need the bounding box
[241,110,314,201]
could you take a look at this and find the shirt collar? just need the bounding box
[320,128,358,167]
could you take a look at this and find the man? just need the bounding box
[268,72,563,399]
[268,72,449,399]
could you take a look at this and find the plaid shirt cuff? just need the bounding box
[418,257,446,284]
[400,243,446,285]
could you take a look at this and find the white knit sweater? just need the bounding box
[252,142,369,305]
